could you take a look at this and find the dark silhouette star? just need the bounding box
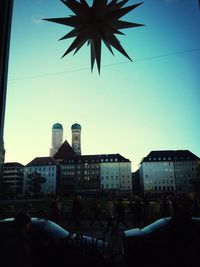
[44,0,144,73]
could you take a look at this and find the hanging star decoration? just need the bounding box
[44,0,144,73]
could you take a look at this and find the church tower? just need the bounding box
[71,123,81,155]
[50,123,63,157]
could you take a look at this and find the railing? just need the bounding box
[62,230,126,266]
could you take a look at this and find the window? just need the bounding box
[0,0,199,199]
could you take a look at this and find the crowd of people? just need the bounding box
[2,193,200,266]
[48,193,200,231]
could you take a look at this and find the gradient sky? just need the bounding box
[4,0,200,171]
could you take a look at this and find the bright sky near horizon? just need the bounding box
[4,0,200,171]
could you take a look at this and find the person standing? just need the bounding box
[89,198,103,227]
[49,195,61,224]
[71,194,82,227]
[5,212,33,267]
[132,197,143,228]
[115,198,128,230]
[143,197,151,226]
[104,197,115,233]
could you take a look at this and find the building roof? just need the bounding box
[63,153,130,164]
[80,153,130,163]
[71,123,81,130]
[53,140,78,160]
[53,147,130,164]
[141,150,200,163]
[4,162,24,168]
[52,123,63,129]
[26,157,58,167]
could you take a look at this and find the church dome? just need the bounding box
[71,123,81,130]
[52,123,63,129]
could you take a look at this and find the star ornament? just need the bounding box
[44,0,144,73]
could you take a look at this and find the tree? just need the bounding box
[191,179,200,195]
[27,172,46,197]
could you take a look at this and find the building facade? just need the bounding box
[53,140,79,195]
[53,141,132,196]
[139,150,200,196]
[24,157,59,196]
[100,155,132,193]
[2,162,24,198]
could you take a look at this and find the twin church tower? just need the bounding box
[50,123,81,157]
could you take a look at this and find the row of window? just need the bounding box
[175,167,198,172]
[3,174,23,177]
[62,170,100,176]
[3,177,23,181]
[148,157,195,161]
[101,184,131,189]
[101,176,131,182]
[75,158,123,164]
[4,167,23,171]
[145,174,174,179]
[176,185,193,191]
[26,167,56,172]
[62,164,99,169]
[102,176,119,180]
[144,167,173,172]
[145,186,175,191]
[145,180,174,185]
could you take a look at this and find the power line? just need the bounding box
[134,48,200,62]
[8,48,200,81]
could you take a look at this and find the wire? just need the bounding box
[8,48,200,81]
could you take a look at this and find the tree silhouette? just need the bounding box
[27,172,46,196]
[190,178,200,198]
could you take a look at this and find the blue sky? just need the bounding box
[4,0,200,170]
